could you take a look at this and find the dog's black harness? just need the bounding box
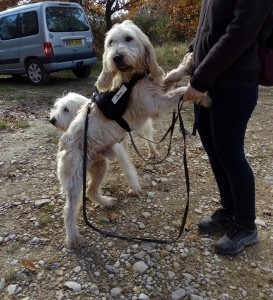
[91,72,146,132]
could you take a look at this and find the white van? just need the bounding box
[0,1,97,85]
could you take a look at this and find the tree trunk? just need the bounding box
[105,0,114,30]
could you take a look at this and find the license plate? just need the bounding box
[66,39,82,46]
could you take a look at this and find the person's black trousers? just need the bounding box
[195,85,258,228]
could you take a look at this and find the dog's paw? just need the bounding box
[148,149,159,159]
[199,95,212,108]
[181,52,193,75]
[99,196,118,209]
[128,186,141,197]
[66,233,84,250]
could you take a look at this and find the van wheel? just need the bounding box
[26,59,50,85]
[72,66,91,78]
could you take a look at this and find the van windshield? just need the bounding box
[46,7,89,32]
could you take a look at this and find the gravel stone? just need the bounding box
[133,261,149,274]
[142,212,151,219]
[7,284,22,295]
[105,264,117,273]
[138,292,150,300]
[110,287,122,297]
[30,237,40,245]
[34,199,51,208]
[65,281,81,292]
[90,283,100,296]
[189,295,204,300]
[171,288,186,300]
[0,278,6,290]
[74,266,81,273]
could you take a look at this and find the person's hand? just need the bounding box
[183,85,212,107]
[183,85,204,104]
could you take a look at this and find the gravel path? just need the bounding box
[0,87,272,300]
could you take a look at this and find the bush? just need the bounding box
[132,13,169,44]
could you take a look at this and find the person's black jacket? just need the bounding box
[190,0,273,92]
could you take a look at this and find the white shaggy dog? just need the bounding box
[57,20,210,249]
[49,92,157,196]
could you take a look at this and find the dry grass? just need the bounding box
[155,42,189,72]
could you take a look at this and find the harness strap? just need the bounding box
[92,72,147,132]
[82,97,190,244]
[115,116,132,133]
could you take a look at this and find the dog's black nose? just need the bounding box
[49,118,56,125]
[113,54,123,64]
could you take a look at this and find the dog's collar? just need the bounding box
[92,72,147,132]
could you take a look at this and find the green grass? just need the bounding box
[36,204,55,227]
[37,214,52,227]
[0,119,9,130]
[15,120,29,128]
[4,270,17,282]
[0,119,29,130]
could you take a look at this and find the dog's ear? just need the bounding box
[96,69,114,92]
[96,30,115,92]
[145,42,164,81]
[95,48,118,91]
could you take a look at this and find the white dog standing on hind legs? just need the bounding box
[57,20,211,249]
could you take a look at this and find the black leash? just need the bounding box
[128,110,177,165]
[129,103,199,164]
[192,104,201,136]
[82,98,190,244]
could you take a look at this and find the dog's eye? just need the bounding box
[125,36,133,42]
[64,107,69,113]
[108,40,113,46]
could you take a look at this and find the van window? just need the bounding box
[0,14,19,40]
[46,7,89,32]
[20,11,39,37]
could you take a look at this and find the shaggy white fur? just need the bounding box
[57,20,209,249]
[49,92,157,196]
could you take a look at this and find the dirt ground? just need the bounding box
[0,74,272,300]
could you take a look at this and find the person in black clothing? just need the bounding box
[183,0,273,255]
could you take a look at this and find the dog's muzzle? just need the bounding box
[49,118,56,125]
[113,54,131,72]
[113,54,124,64]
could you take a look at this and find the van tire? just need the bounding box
[26,59,50,85]
[72,66,91,78]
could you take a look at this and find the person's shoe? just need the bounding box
[198,208,233,233]
[215,224,259,255]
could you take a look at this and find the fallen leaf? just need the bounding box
[109,212,119,222]
[21,259,37,271]
[187,234,197,242]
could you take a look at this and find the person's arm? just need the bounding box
[191,0,273,93]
